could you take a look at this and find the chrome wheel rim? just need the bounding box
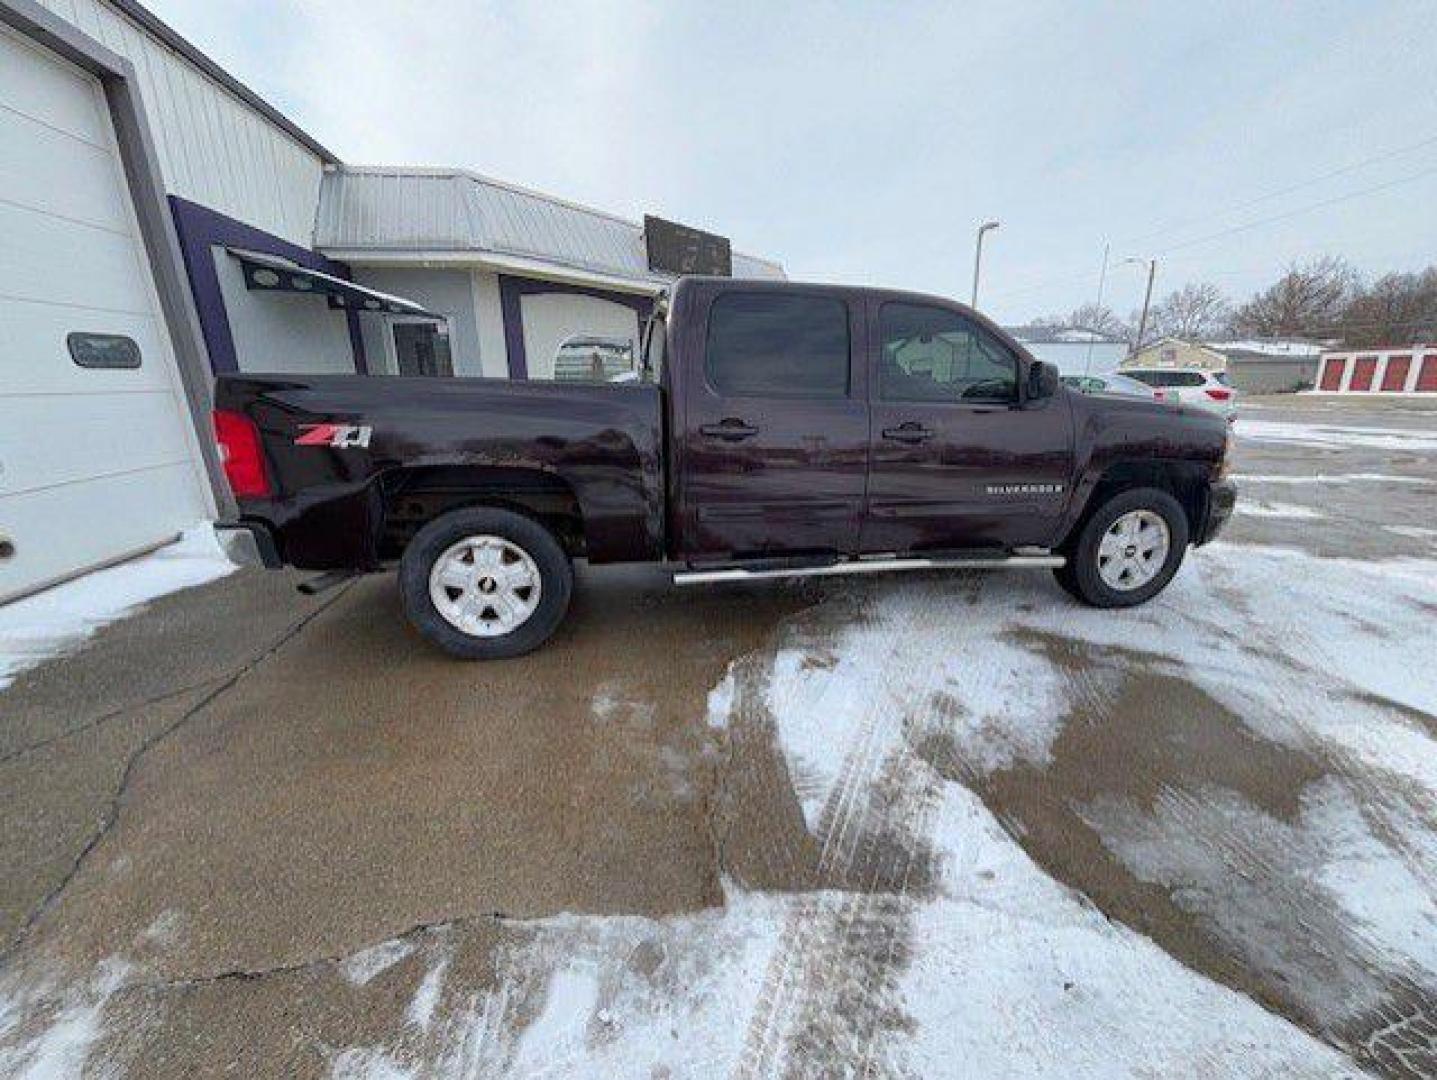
[428,535,542,638]
[1097,510,1170,591]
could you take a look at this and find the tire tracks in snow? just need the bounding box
[731,582,958,1080]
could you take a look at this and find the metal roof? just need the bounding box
[1004,324,1128,345]
[313,167,785,285]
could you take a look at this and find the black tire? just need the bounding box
[399,506,572,659]
[1054,487,1189,608]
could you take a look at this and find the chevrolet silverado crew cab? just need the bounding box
[214,277,1236,659]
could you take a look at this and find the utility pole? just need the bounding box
[1084,243,1110,376]
[971,220,1000,308]
[1123,256,1157,356]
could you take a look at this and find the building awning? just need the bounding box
[226,248,441,317]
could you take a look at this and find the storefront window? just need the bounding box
[392,320,453,378]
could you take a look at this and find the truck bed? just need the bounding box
[214,373,666,571]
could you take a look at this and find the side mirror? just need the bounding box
[1027,360,1060,402]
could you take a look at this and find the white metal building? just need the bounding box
[0,0,266,601]
[317,167,783,381]
[0,0,781,602]
[1003,325,1130,375]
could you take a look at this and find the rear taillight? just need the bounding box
[213,410,271,498]
[1217,427,1235,480]
[1205,388,1234,401]
[1152,390,1168,402]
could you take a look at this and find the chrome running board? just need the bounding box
[673,553,1064,586]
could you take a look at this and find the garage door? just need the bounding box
[0,25,209,602]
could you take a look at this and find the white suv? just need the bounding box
[1122,367,1238,422]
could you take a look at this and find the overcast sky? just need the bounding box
[147,0,1437,325]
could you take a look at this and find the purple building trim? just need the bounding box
[168,196,367,375]
[498,274,654,379]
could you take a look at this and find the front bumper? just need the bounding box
[215,520,282,569]
[1196,480,1236,545]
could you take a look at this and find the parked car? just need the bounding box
[214,277,1235,659]
[1122,367,1238,421]
[1061,373,1161,400]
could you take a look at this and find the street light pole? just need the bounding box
[971,220,1000,308]
[1123,256,1157,355]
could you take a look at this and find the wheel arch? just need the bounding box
[1059,458,1208,552]
[378,464,584,560]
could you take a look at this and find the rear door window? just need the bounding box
[705,293,850,397]
[1128,370,1174,388]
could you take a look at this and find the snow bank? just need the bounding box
[0,525,235,691]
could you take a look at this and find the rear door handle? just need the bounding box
[882,423,934,444]
[700,419,759,441]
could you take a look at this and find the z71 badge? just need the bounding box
[295,423,372,449]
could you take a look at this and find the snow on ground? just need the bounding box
[1238,499,1325,519]
[1234,472,1432,485]
[4,502,1433,1075]
[742,543,1437,1071]
[0,958,131,1079]
[309,542,1432,1076]
[1384,525,1437,541]
[1237,419,1437,452]
[0,526,235,691]
[901,784,1356,1079]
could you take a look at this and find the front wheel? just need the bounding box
[400,507,573,659]
[1053,487,1189,608]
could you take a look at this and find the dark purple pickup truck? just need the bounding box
[214,276,1235,658]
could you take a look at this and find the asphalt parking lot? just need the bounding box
[2,395,1435,1078]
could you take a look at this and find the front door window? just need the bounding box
[879,303,1017,404]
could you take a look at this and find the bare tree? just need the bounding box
[1336,267,1437,346]
[1231,256,1358,338]
[1148,282,1231,341]
[1066,302,1133,341]
[1027,303,1132,341]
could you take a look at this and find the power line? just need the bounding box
[1125,132,1437,247]
[1155,163,1437,256]
[987,134,1437,306]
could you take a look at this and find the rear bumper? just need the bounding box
[1196,480,1236,545]
[215,520,282,569]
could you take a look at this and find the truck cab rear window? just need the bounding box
[705,293,849,397]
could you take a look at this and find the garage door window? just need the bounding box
[67,332,141,370]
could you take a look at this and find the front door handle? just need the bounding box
[700,419,759,441]
[882,423,934,444]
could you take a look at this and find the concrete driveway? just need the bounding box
[1,396,1435,1078]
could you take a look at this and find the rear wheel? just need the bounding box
[400,507,572,659]
[1054,487,1189,608]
